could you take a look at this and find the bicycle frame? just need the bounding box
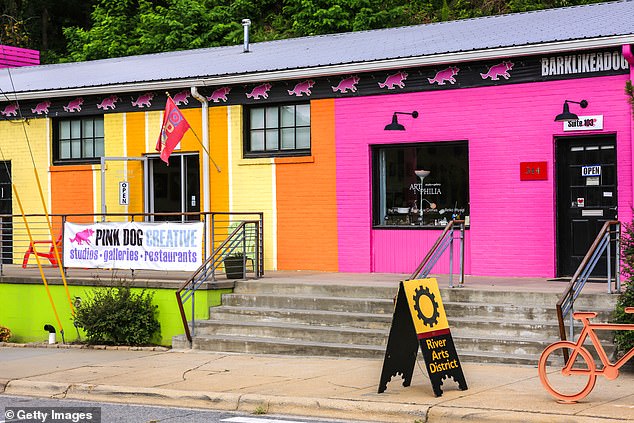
[564,315,634,380]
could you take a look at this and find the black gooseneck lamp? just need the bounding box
[385,111,419,130]
[554,100,588,122]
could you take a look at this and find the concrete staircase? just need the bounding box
[172,279,619,366]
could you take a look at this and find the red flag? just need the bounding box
[156,97,190,164]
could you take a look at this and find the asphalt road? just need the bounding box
[0,395,374,423]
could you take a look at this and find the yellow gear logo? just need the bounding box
[413,286,440,328]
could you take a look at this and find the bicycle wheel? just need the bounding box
[538,341,597,402]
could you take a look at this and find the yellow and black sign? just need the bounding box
[378,278,468,397]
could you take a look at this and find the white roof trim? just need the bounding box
[4,35,634,101]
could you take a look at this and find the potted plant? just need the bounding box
[224,253,246,279]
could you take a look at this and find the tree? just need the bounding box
[1,0,613,63]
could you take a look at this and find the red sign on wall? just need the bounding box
[520,161,548,181]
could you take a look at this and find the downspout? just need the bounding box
[623,45,634,212]
[191,87,211,258]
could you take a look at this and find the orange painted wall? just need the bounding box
[275,99,338,270]
[50,165,94,225]
[209,106,229,211]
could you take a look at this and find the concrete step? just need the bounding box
[209,306,393,330]
[221,293,394,314]
[190,334,385,358]
[173,332,547,366]
[232,280,618,309]
[193,319,389,346]
[220,294,615,325]
[233,280,397,299]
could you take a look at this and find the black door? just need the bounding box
[0,162,12,264]
[556,136,617,277]
[150,154,200,222]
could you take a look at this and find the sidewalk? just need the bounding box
[0,345,632,422]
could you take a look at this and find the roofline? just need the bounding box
[4,35,634,101]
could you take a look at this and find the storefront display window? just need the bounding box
[372,142,470,228]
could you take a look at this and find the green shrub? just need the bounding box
[613,282,634,357]
[73,286,160,346]
[0,325,11,342]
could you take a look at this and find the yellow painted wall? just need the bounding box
[229,105,277,270]
[125,111,150,215]
[0,118,52,261]
[102,114,126,217]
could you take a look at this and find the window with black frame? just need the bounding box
[53,116,104,164]
[245,103,310,157]
[372,141,470,228]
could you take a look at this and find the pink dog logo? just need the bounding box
[1,103,18,117]
[207,87,231,103]
[288,80,315,97]
[69,228,94,245]
[132,93,154,108]
[32,101,51,115]
[246,83,272,100]
[64,97,84,112]
[332,76,360,93]
[481,61,514,80]
[173,90,190,105]
[97,95,119,110]
[428,67,460,85]
[378,72,408,89]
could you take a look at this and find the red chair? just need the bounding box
[22,234,63,268]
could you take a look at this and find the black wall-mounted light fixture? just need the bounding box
[384,111,419,130]
[554,100,588,122]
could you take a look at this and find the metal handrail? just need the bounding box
[407,219,465,287]
[556,220,620,343]
[176,220,262,343]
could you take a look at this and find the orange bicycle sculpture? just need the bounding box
[538,307,634,402]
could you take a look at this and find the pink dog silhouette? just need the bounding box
[69,228,94,245]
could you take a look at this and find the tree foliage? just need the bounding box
[0,0,609,63]
[615,220,634,357]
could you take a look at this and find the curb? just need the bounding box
[4,379,632,422]
[0,342,169,352]
[427,405,624,423]
[4,380,427,423]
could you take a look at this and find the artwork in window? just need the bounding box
[373,142,470,228]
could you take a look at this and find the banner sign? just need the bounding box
[378,278,467,397]
[63,221,203,271]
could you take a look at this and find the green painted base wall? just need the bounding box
[0,283,231,346]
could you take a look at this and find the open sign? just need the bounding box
[581,165,601,177]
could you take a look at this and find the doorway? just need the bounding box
[0,161,11,263]
[149,154,200,221]
[556,135,617,277]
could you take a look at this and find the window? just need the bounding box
[246,103,310,156]
[372,141,470,228]
[53,117,104,164]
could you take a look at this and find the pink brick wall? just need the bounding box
[0,45,39,68]
[335,74,632,277]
